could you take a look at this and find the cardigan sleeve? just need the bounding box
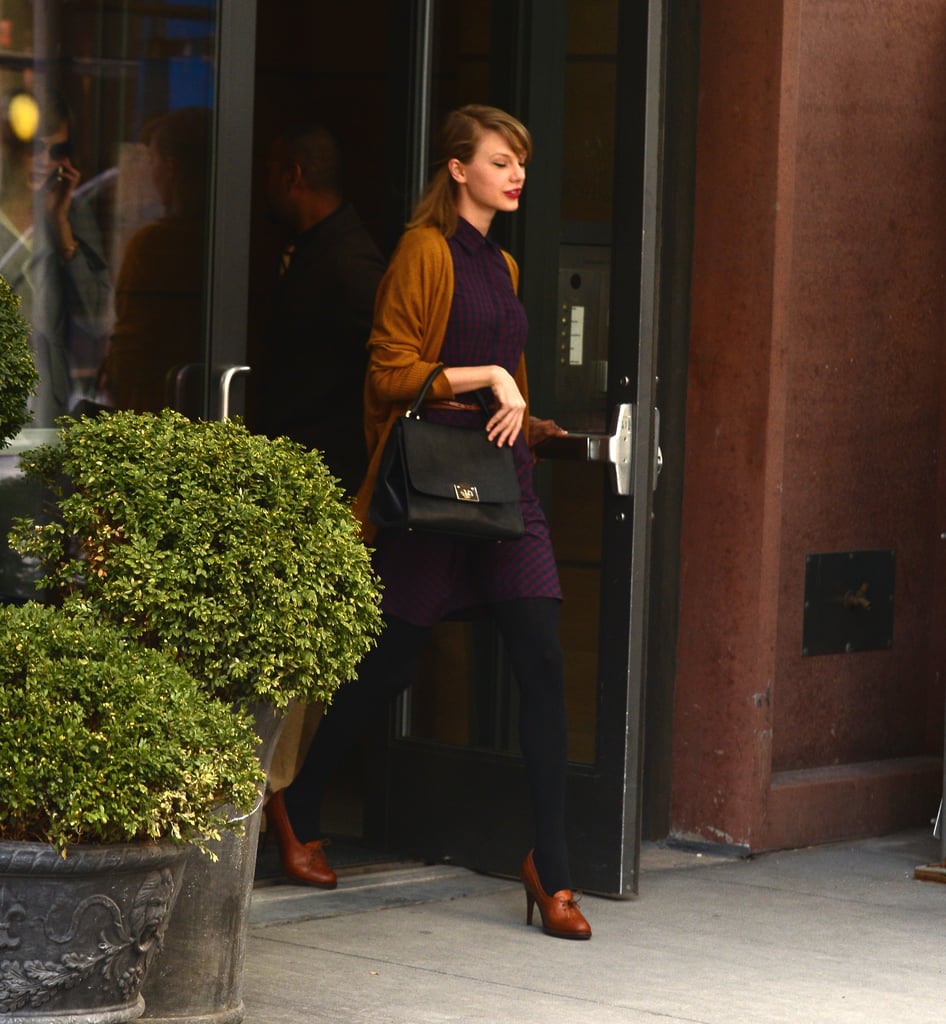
[366,227,456,404]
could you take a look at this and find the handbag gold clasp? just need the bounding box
[454,483,480,502]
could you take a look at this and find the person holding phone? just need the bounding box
[0,88,109,425]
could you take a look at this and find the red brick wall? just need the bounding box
[672,0,945,850]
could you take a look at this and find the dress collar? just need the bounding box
[452,215,494,254]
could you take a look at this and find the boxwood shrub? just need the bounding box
[11,409,382,708]
[0,602,264,852]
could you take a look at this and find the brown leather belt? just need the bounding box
[424,400,483,412]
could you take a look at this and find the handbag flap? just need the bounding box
[400,417,520,504]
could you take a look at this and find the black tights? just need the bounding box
[283,597,571,893]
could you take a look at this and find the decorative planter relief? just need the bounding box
[0,841,188,1024]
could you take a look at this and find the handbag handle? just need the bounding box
[407,364,492,420]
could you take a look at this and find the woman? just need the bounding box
[0,88,109,425]
[267,104,591,940]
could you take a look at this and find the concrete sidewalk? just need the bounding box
[243,828,946,1023]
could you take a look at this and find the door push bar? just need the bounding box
[165,363,251,421]
[219,365,251,421]
[535,403,662,497]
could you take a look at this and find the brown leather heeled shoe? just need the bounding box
[520,849,591,940]
[266,789,337,889]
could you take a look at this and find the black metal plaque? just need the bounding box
[802,550,895,656]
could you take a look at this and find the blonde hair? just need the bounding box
[407,104,532,237]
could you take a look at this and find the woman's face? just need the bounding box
[29,121,70,192]
[449,129,526,230]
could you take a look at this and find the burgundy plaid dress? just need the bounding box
[374,217,562,626]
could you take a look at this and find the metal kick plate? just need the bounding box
[802,549,895,656]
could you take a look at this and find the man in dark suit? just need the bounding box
[255,125,385,494]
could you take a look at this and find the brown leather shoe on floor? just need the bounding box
[266,789,337,890]
[520,849,591,940]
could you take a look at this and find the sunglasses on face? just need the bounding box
[34,139,71,161]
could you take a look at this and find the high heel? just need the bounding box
[520,849,591,940]
[266,789,337,889]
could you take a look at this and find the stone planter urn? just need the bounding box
[139,705,286,1024]
[0,841,189,1024]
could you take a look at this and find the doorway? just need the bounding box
[249,0,690,896]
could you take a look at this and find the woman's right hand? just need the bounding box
[45,157,79,223]
[442,364,526,448]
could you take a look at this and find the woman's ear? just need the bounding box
[447,158,465,184]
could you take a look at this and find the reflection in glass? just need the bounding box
[0,1,217,423]
[0,1,218,604]
[0,88,109,425]
[105,107,211,415]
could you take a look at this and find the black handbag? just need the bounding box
[369,365,525,541]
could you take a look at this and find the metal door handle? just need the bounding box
[653,407,663,485]
[535,403,663,497]
[166,362,202,412]
[219,365,251,421]
[535,403,634,496]
[161,363,251,420]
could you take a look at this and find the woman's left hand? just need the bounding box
[528,416,567,448]
[442,364,526,448]
[528,416,567,463]
[484,366,526,448]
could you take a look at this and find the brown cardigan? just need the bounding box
[352,224,530,540]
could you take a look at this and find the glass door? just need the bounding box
[384,0,665,896]
[0,0,256,602]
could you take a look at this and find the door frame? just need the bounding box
[205,0,257,420]
[643,0,699,839]
[605,0,667,889]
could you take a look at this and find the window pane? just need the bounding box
[0,0,219,604]
[399,1,602,767]
[0,0,217,424]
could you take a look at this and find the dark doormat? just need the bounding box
[254,832,418,886]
